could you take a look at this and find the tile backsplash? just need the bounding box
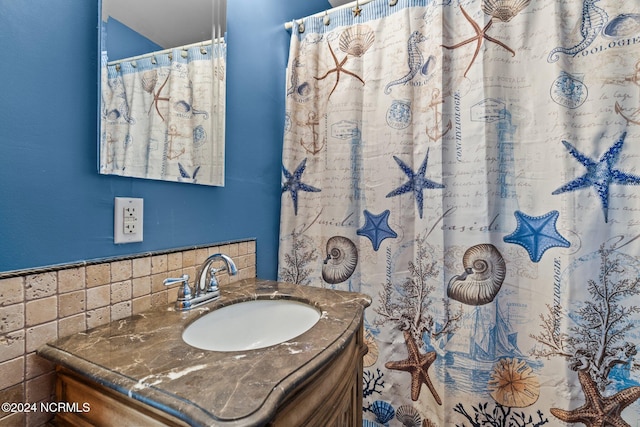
[0,239,256,427]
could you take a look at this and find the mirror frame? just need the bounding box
[97,0,227,187]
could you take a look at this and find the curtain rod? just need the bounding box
[107,38,223,66]
[284,0,377,30]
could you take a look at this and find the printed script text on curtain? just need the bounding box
[279,0,640,425]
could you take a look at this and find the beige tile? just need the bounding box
[132,276,151,298]
[150,254,168,275]
[111,301,131,321]
[166,285,180,305]
[0,383,24,418]
[86,285,110,310]
[207,246,221,256]
[182,250,196,268]
[58,290,85,318]
[0,412,25,427]
[26,322,57,353]
[24,272,56,301]
[0,330,24,363]
[0,357,24,390]
[150,292,168,308]
[183,266,197,282]
[132,296,152,315]
[111,280,132,304]
[25,352,54,381]
[0,303,24,334]
[167,252,182,271]
[86,263,110,288]
[25,296,57,327]
[247,240,256,254]
[26,403,54,427]
[111,260,132,282]
[132,256,151,278]
[151,274,168,294]
[86,307,110,329]
[195,248,209,265]
[237,240,248,256]
[227,243,240,257]
[58,314,86,339]
[0,277,24,306]
[58,267,85,293]
[25,372,55,406]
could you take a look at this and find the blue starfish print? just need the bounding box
[503,210,570,263]
[386,149,444,218]
[552,132,640,223]
[282,158,321,216]
[357,209,398,251]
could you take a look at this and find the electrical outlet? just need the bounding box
[114,197,143,244]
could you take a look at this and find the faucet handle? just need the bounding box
[163,274,193,301]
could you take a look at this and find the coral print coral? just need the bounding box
[279,0,640,424]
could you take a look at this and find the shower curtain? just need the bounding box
[279,0,640,425]
[100,43,225,185]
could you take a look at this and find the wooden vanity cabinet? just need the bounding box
[268,321,366,427]
[50,321,366,427]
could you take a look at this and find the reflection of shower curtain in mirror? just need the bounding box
[100,43,225,185]
[278,0,640,424]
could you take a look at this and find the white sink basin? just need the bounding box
[182,299,321,352]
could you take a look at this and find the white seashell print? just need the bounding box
[363,329,379,367]
[321,236,358,284]
[447,244,506,305]
[481,0,530,22]
[141,70,158,93]
[339,25,375,57]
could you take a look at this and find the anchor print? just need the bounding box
[614,60,640,126]
[166,125,185,160]
[296,111,325,154]
[424,88,452,142]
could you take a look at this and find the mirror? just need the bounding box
[99,0,227,186]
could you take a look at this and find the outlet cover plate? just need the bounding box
[114,197,143,244]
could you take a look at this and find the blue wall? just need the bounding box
[0,0,328,278]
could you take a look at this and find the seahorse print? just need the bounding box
[286,56,302,97]
[547,0,608,63]
[384,31,427,95]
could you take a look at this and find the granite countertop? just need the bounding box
[38,278,371,426]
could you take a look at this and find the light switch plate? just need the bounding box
[114,197,143,244]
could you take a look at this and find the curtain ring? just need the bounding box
[200,47,207,55]
[130,60,137,68]
[389,0,398,5]
[151,56,157,64]
[298,21,305,33]
[323,10,330,26]
[115,64,121,72]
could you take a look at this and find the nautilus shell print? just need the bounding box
[446,244,506,305]
[321,236,358,284]
[481,0,531,22]
[339,25,375,57]
[488,358,540,407]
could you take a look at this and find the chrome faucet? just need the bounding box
[163,253,238,311]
